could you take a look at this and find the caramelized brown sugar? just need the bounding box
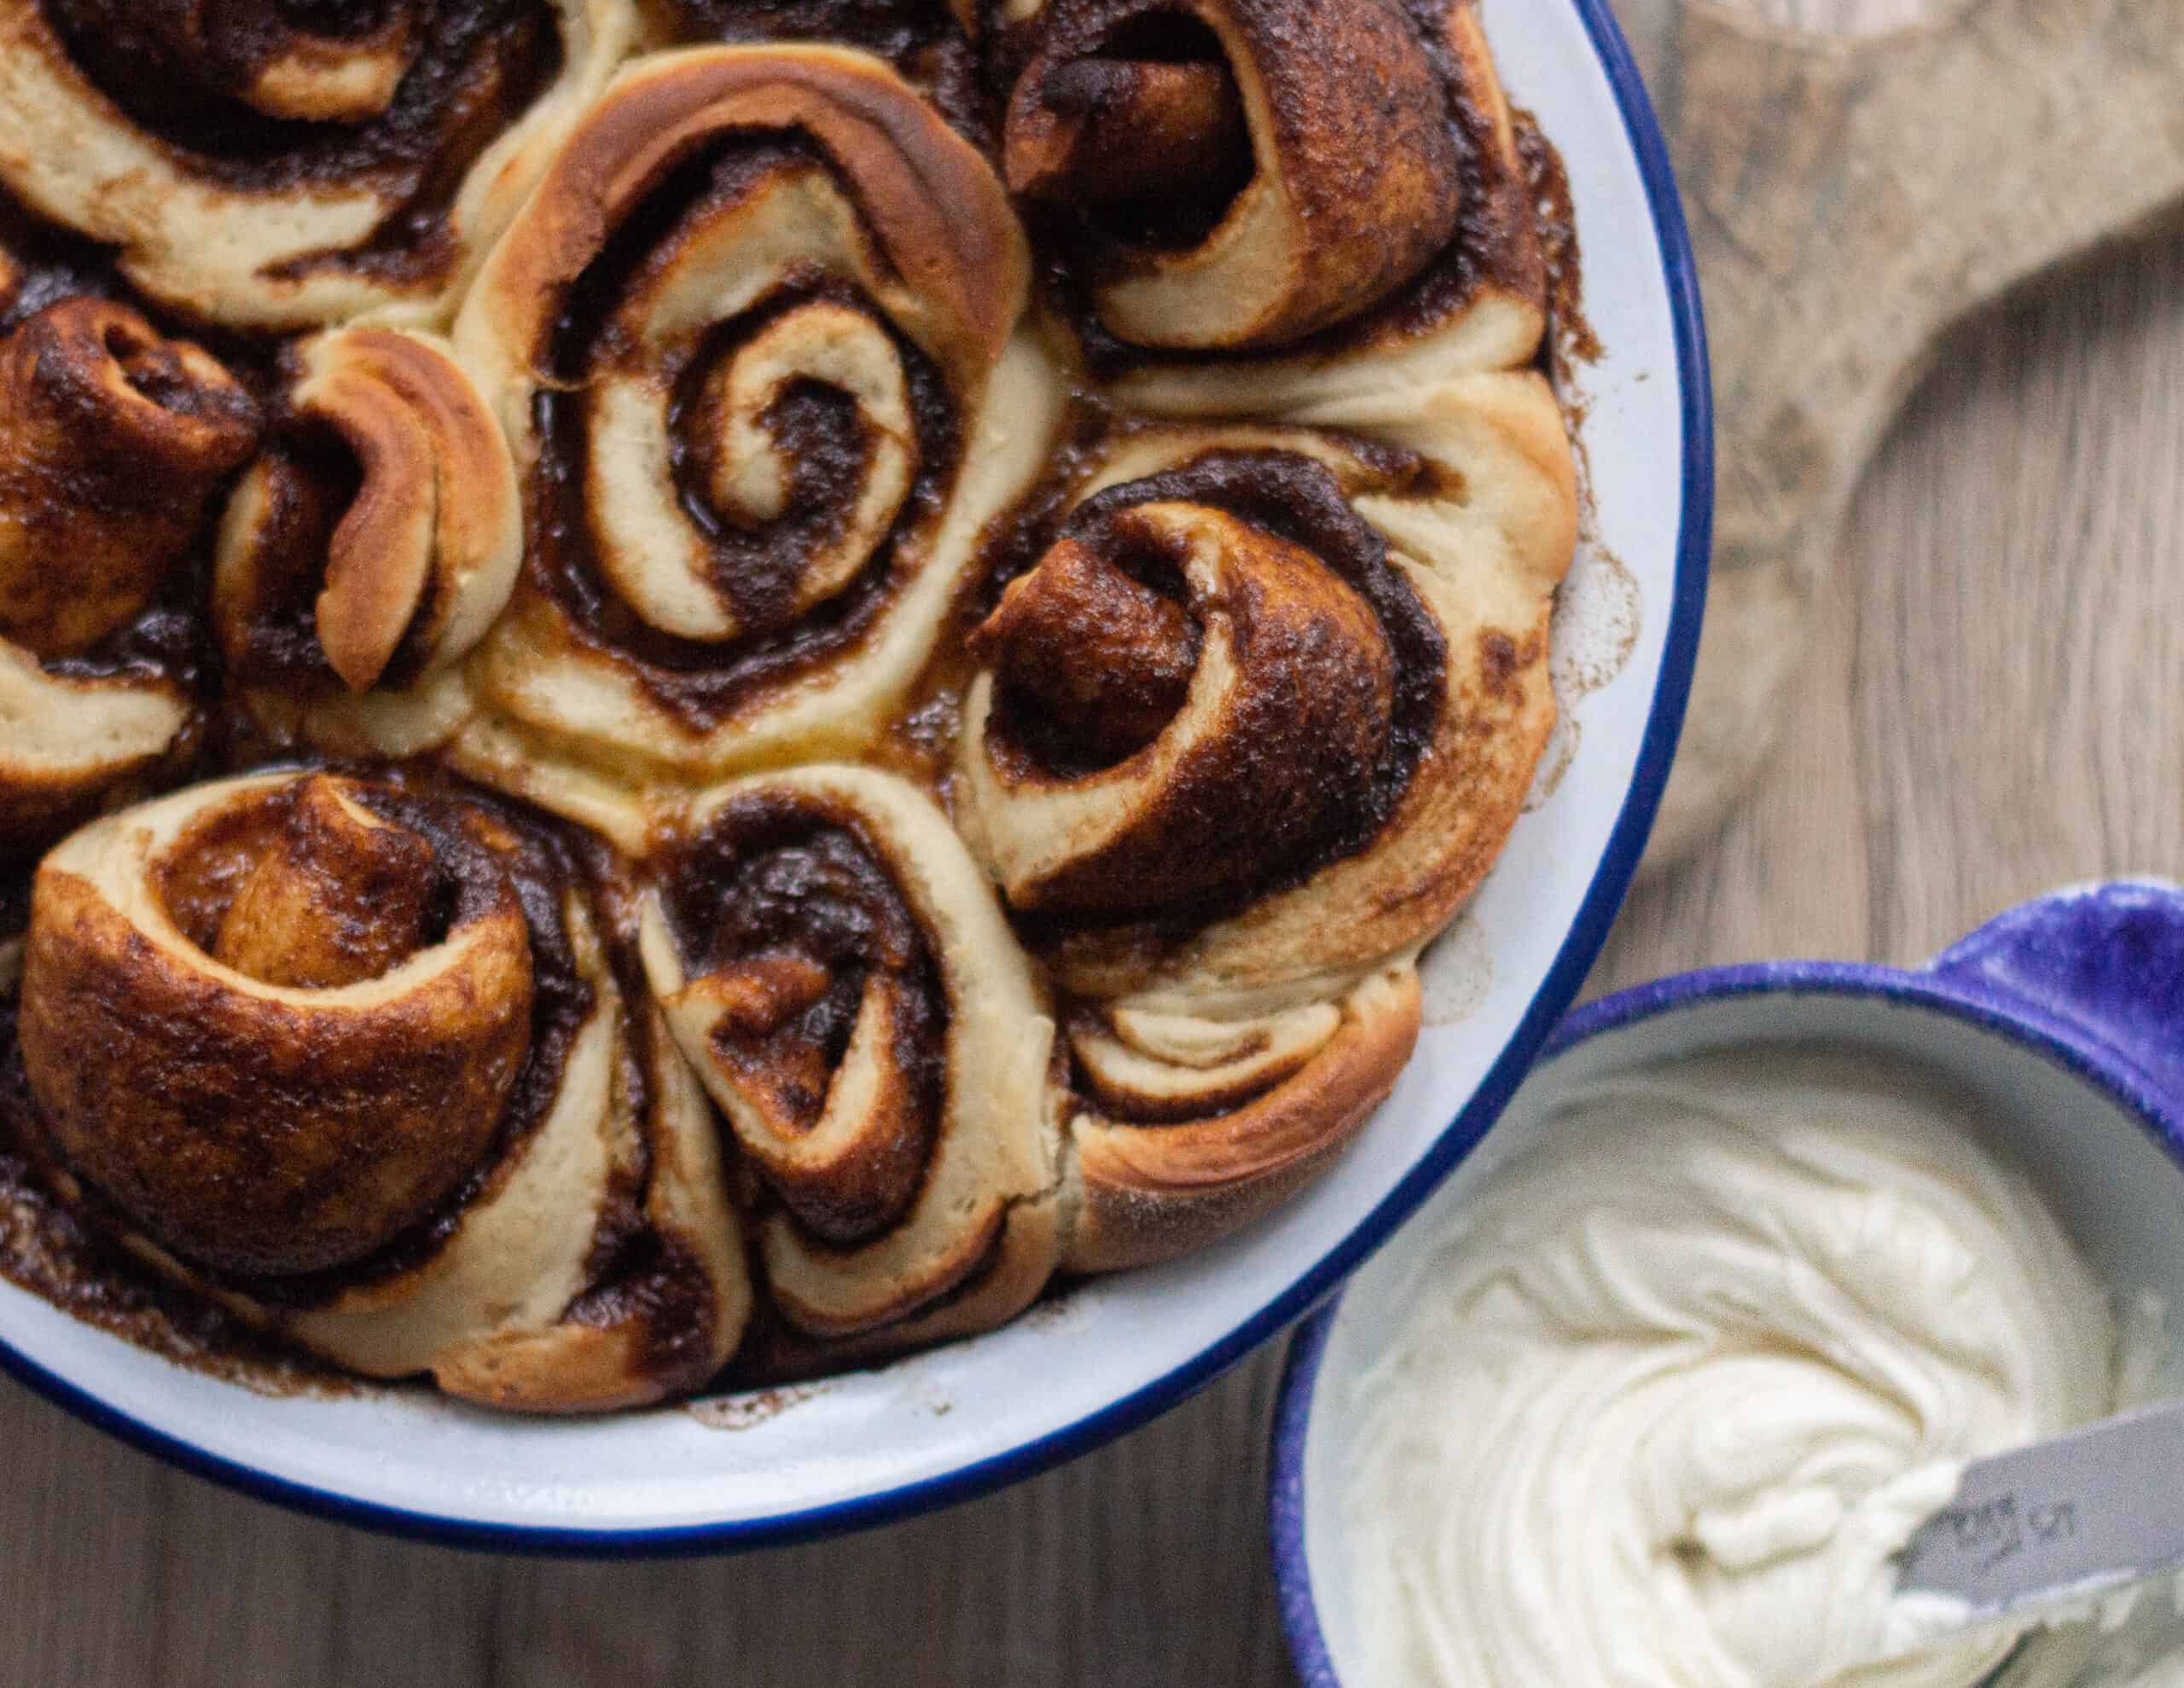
[653,792,944,1244]
[38,0,562,284]
[0,0,1586,1406]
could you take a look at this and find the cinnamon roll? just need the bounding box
[958,414,1571,1265]
[1062,966,1420,1272]
[0,295,258,856]
[640,764,1060,1368]
[213,325,521,756]
[997,0,1547,411]
[16,769,748,1410]
[0,0,634,329]
[0,0,1589,1403]
[451,44,1059,814]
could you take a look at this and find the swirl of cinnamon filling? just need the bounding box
[961,450,1441,928]
[0,296,259,856]
[1060,966,1420,1271]
[17,769,748,1410]
[999,0,1546,405]
[959,415,1571,1265]
[449,44,1059,813]
[213,326,521,754]
[639,764,1059,1368]
[0,0,633,328]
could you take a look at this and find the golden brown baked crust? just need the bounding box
[0,0,633,328]
[16,769,748,1409]
[209,327,523,771]
[0,297,259,856]
[418,1001,750,1413]
[449,44,1060,799]
[955,407,1566,1266]
[641,764,1060,1369]
[991,403,1573,1007]
[24,775,531,1274]
[0,1,1579,1406]
[463,45,1024,373]
[1003,0,1464,350]
[216,329,520,701]
[1062,966,1420,1273]
[0,299,259,658]
[1001,0,1549,411]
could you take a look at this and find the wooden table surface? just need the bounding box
[6,3,2179,1681]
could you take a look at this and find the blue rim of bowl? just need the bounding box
[1268,951,2184,1685]
[0,0,1714,1557]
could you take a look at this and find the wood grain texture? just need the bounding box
[1645,0,2184,865]
[1,3,2180,1682]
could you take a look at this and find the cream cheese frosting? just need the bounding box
[1341,1048,2140,1688]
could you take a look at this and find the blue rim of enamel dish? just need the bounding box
[1267,880,2184,1685]
[0,0,1715,1556]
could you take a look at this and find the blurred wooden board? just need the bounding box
[2,3,2181,1683]
[1647,0,2184,863]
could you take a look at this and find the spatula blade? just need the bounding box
[1898,1400,2184,1619]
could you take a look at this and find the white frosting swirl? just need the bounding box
[1342,1050,2130,1688]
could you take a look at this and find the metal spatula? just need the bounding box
[1896,1400,2184,1629]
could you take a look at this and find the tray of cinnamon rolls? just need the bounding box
[0,0,1708,1542]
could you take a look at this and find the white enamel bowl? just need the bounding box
[0,0,1711,1551]
[1271,883,2184,1683]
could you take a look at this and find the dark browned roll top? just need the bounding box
[1005,52,1249,203]
[20,773,539,1276]
[0,298,258,661]
[967,449,1442,918]
[653,793,942,1245]
[1001,0,1467,348]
